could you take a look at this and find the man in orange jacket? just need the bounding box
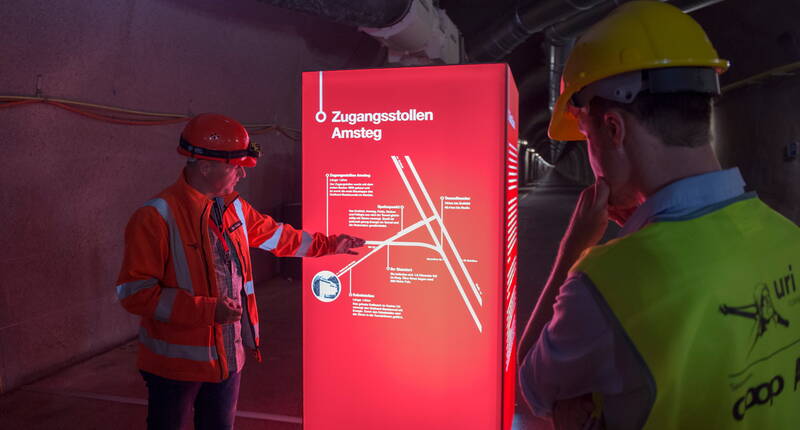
[115,113,364,430]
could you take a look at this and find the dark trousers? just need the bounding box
[140,370,241,430]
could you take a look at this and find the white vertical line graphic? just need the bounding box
[392,156,483,332]
[404,156,482,306]
[440,197,444,244]
[325,174,329,235]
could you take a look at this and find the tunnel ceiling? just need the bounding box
[440,0,549,150]
[438,0,800,160]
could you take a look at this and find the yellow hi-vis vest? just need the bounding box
[573,196,800,428]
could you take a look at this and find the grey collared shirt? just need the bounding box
[208,220,246,374]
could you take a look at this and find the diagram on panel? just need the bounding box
[321,155,484,332]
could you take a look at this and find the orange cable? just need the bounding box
[45,100,189,125]
[0,100,42,109]
[1,97,300,140]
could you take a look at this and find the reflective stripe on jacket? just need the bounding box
[116,171,336,382]
[573,196,800,428]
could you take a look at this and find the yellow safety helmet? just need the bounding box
[548,0,730,141]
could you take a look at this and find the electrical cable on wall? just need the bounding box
[0,95,301,141]
[721,60,800,94]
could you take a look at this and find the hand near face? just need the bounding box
[334,234,366,255]
[562,178,611,256]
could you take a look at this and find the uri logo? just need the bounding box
[720,266,796,355]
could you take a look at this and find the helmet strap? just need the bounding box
[179,137,261,161]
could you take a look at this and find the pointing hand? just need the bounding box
[334,234,366,255]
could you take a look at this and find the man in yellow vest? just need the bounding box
[517,1,800,428]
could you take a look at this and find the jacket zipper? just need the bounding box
[235,240,258,348]
[228,199,260,358]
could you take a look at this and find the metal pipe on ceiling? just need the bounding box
[466,0,606,62]
[255,0,413,28]
[258,0,461,65]
[546,0,727,43]
[547,41,574,113]
[672,0,727,13]
[468,0,728,62]
[545,0,624,44]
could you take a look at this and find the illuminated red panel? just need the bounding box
[302,64,517,430]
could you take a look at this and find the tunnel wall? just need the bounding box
[0,0,383,393]
[713,75,800,224]
[554,141,593,187]
[697,0,800,225]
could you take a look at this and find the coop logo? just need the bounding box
[732,375,784,421]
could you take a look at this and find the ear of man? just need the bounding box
[601,109,627,149]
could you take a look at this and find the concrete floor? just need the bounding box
[0,278,304,430]
[0,170,616,430]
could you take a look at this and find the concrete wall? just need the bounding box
[0,0,383,393]
[696,0,800,225]
[713,75,800,224]
[555,141,593,187]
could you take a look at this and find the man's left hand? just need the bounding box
[334,234,366,255]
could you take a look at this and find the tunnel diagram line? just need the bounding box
[333,155,483,332]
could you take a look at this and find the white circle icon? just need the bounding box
[315,111,327,123]
[311,271,341,302]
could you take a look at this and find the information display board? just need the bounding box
[302,64,518,430]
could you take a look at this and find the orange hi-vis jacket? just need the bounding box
[116,171,336,382]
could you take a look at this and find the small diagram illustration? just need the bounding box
[333,155,484,332]
[312,271,342,302]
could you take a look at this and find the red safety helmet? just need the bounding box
[177,113,261,167]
